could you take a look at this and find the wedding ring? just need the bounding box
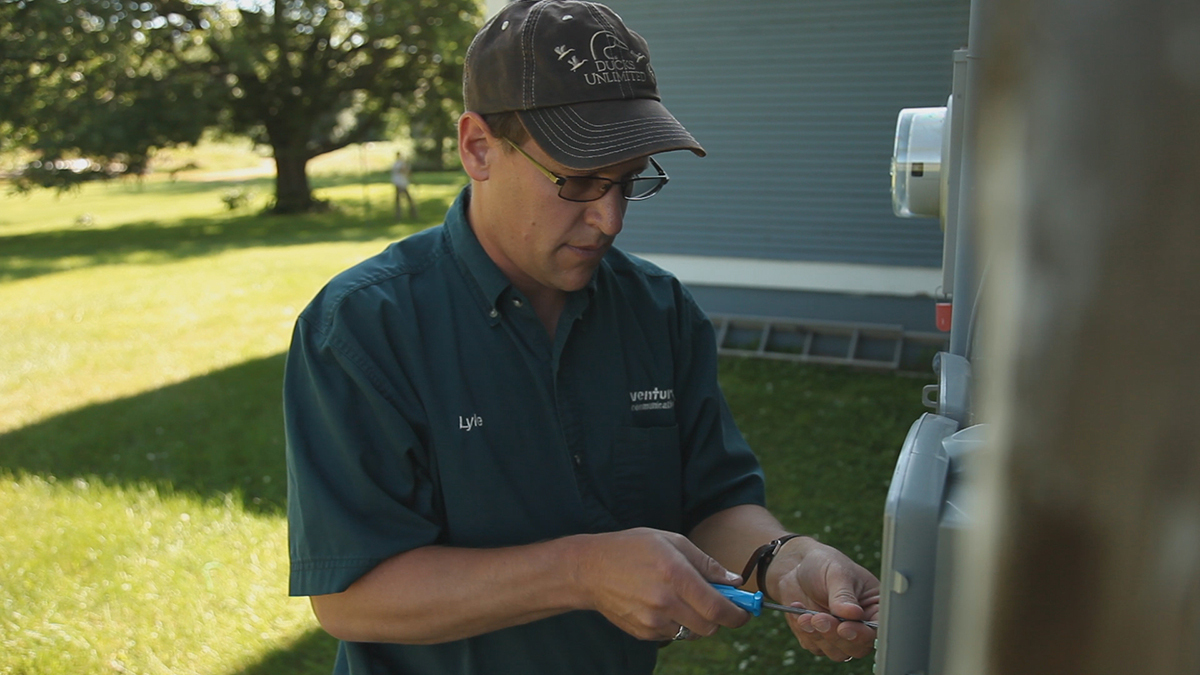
[672,625,692,641]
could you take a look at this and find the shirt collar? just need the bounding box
[446,186,513,314]
[446,185,601,318]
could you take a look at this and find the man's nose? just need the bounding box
[585,188,626,237]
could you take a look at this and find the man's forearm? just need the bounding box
[309,526,754,645]
[687,504,796,593]
[310,536,592,644]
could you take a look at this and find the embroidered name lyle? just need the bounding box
[630,388,674,412]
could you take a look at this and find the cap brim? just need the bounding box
[518,98,705,171]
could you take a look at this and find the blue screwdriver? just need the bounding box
[711,584,879,629]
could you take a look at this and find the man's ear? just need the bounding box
[459,112,496,182]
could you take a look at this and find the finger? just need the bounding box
[791,624,849,661]
[800,609,840,634]
[635,580,730,639]
[810,615,874,660]
[695,582,755,631]
[787,612,824,651]
[618,614,679,643]
[809,633,855,662]
[679,543,742,587]
[658,623,706,644]
[635,604,701,643]
[787,611,866,659]
[669,600,725,638]
[827,582,866,622]
[669,547,748,630]
[834,623,875,659]
[836,620,872,643]
[678,578,762,635]
[823,646,854,662]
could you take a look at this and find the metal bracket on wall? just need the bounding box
[709,314,949,372]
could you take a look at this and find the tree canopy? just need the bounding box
[1,0,482,213]
[1,0,218,187]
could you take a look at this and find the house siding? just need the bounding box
[602,0,971,269]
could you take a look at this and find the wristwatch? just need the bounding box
[739,534,804,600]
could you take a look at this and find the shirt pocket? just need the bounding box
[609,425,683,531]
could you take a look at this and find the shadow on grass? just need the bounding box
[0,171,465,282]
[0,353,291,515]
[232,628,339,675]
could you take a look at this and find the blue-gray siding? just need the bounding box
[603,0,970,267]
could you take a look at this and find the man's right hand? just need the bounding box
[572,528,752,641]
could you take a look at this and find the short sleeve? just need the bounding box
[284,312,441,596]
[672,287,767,533]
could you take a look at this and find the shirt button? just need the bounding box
[573,454,582,466]
[512,298,524,308]
[488,308,499,318]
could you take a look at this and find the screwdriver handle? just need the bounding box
[710,583,763,616]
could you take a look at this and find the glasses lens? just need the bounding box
[556,160,669,202]
[559,177,612,202]
[623,177,667,200]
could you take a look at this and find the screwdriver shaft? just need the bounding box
[762,602,879,629]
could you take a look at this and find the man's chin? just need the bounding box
[553,267,600,293]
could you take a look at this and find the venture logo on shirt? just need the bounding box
[630,388,674,412]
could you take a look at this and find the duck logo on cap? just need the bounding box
[557,30,649,86]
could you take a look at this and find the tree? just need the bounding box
[188,0,481,212]
[0,1,219,189]
[403,37,466,172]
[2,0,481,213]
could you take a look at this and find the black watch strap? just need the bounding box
[739,534,803,601]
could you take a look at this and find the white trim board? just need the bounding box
[485,0,508,17]
[632,254,942,297]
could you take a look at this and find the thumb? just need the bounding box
[680,543,742,586]
[828,583,865,621]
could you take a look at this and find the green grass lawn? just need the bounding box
[1,151,932,675]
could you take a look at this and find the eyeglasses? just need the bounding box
[505,139,669,202]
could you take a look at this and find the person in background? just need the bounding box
[391,151,417,220]
[284,2,880,673]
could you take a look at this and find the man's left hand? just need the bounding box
[768,537,880,662]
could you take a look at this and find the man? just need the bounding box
[284,2,880,673]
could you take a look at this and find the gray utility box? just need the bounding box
[875,415,987,675]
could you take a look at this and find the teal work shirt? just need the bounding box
[284,188,765,674]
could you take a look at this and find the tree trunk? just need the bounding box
[425,134,446,171]
[946,1,1200,674]
[271,148,323,214]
